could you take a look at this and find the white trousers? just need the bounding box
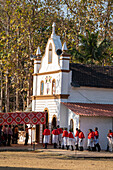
[62,137,68,146]
[107,137,113,152]
[75,136,79,145]
[87,139,94,147]
[58,134,62,142]
[52,134,58,144]
[43,135,50,144]
[68,138,75,147]
[58,134,63,146]
[78,138,84,147]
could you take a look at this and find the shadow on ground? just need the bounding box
[0,167,67,170]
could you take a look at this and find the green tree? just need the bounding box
[71,30,112,65]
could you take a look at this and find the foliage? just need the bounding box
[0,0,113,112]
[71,30,112,65]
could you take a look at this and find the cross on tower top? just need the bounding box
[51,22,56,38]
[52,22,56,35]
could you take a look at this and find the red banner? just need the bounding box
[0,112,46,125]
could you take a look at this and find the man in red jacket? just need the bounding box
[94,127,101,152]
[52,127,58,148]
[43,126,50,149]
[57,125,63,149]
[68,130,74,151]
[62,128,68,150]
[87,129,94,151]
[78,129,85,151]
[107,129,113,152]
[75,128,79,150]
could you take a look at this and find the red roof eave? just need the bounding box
[62,102,113,117]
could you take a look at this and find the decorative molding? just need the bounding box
[60,58,70,60]
[32,94,70,100]
[33,69,70,76]
[34,62,41,64]
[34,58,41,61]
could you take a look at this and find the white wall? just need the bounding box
[68,86,113,104]
[60,103,68,128]
[80,116,113,150]
[68,109,79,132]
[37,72,62,95]
[39,39,60,73]
[61,72,70,94]
[33,99,60,121]
[33,76,38,96]
[60,59,70,70]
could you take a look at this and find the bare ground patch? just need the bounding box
[0,151,113,170]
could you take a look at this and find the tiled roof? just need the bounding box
[70,63,113,88]
[62,102,113,117]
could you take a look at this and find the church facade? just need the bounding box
[32,23,113,150]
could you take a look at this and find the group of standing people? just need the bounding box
[0,125,18,146]
[0,125,29,146]
[87,127,101,152]
[43,126,102,152]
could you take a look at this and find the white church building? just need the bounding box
[31,23,113,150]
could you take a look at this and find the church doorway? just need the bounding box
[51,116,57,144]
[36,125,40,143]
[51,116,57,131]
[42,109,49,142]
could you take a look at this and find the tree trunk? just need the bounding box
[27,27,33,107]
[5,11,10,112]
[16,28,20,111]
[0,70,3,112]
[16,87,19,111]
[5,71,9,112]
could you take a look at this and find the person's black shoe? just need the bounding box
[67,146,69,150]
[71,145,74,151]
[62,145,64,149]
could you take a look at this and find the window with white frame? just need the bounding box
[48,43,52,63]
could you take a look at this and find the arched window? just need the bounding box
[40,81,44,95]
[48,43,52,63]
[52,116,57,130]
[52,79,56,94]
[70,119,74,132]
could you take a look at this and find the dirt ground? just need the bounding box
[0,151,113,170]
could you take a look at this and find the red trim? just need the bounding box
[62,102,113,117]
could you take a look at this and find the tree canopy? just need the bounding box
[0,0,113,112]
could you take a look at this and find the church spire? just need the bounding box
[62,42,68,51]
[52,22,56,35]
[36,46,41,56]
